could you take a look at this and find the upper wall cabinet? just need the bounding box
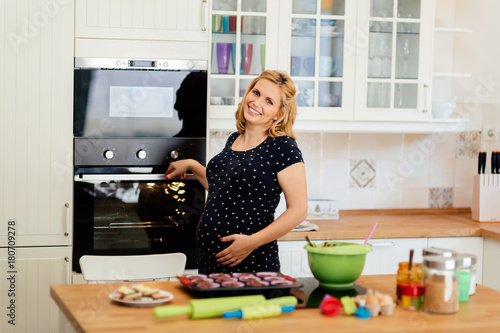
[208,0,447,132]
[76,0,209,42]
[354,0,433,122]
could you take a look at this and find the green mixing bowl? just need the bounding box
[304,241,372,290]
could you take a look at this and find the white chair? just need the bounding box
[79,253,187,284]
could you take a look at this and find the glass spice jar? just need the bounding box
[456,253,477,300]
[423,255,460,314]
[396,262,422,299]
[422,247,457,258]
[400,283,423,311]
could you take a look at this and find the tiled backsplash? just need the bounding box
[209,131,481,210]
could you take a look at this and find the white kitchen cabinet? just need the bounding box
[208,0,444,132]
[75,0,209,60]
[363,237,427,275]
[278,237,428,277]
[76,0,209,42]
[354,0,433,122]
[427,236,483,284]
[0,0,73,247]
[0,247,72,332]
[483,238,500,292]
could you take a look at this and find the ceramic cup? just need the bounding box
[216,43,231,74]
[319,57,338,77]
[303,57,315,76]
[291,56,301,76]
[210,96,223,105]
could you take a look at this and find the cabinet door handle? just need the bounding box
[422,84,429,113]
[64,203,70,236]
[367,241,396,247]
[64,257,71,284]
[201,0,208,31]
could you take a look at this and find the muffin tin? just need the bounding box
[178,272,303,297]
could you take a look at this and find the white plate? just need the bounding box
[109,289,174,307]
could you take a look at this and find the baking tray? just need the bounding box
[178,272,303,298]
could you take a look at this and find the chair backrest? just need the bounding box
[79,253,187,284]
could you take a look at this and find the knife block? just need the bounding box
[472,174,500,222]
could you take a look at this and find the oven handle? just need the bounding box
[76,173,197,182]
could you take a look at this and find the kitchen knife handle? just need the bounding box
[491,152,496,174]
[478,152,486,174]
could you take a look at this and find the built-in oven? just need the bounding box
[72,58,207,272]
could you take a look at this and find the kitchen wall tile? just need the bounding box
[453,186,473,208]
[323,160,350,189]
[402,187,429,208]
[429,187,454,208]
[305,158,322,199]
[401,159,429,188]
[456,131,482,159]
[321,188,349,210]
[347,188,376,209]
[350,159,376,188]
[429,133,456,160]
[296,133,322,160]
[322,133,350,159]
[350,134,377,159]
[455,158,476,187]
[403,134,432,159]
[376,159,404,189]
[377,134,404,159]
[209,131,231,159]
[376,187,403,209]
[429,159,455,188]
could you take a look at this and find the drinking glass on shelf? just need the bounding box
[398,37,410,77]
[377,82,388,108]
[376,36,391,78]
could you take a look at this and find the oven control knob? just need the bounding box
[137,149,147,159]
[103,150,114,160]
[163,61,168,68]
[170,150,179,160]
[187,60,195,69]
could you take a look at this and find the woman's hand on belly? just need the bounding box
[215,234,256,267]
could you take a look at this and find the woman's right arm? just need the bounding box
[165,159,208,190]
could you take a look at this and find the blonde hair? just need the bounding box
[235,70,298,140]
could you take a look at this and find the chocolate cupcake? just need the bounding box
[256,272,279,277]
[245,279,269,287]
[195,280,220,289]
[222,281,245,288]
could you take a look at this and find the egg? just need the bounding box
[379,294,394,305]
[365,294,380,306]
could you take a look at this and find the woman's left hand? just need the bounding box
[215,234,256,267]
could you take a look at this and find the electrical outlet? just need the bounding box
[481,107,500,142]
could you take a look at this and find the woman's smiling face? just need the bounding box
[243,79,282,129]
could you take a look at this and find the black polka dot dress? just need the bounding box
[197,132,304,274]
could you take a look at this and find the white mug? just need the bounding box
[210,96,223,105]
[319,57,338,77]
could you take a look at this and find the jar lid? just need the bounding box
[422,247,456,257]
[455,253,477,267]
[401,283,423,296]
[423,255,459,270]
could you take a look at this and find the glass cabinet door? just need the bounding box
[289,0,355,119]
[210,0,268,108]
[357,0,432,120]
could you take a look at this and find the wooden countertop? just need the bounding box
[51,275,500,333]
[278,208,500,242]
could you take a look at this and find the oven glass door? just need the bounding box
[74,69,207,138]
[73,173,205,272]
